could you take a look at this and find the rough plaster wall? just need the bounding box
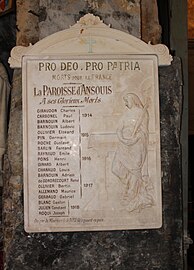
[141,0,161,44]
[39,0,140,39]
[16,0,39,45]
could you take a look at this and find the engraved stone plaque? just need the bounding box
[23,55,162,232]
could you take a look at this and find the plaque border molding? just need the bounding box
[9,13,172,68]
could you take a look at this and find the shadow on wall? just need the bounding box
[0,12,16,82]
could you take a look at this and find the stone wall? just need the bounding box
[39,0,140,39]
[141,0,161,44]
[3,1,184,269]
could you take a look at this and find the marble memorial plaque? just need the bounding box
[23,55,162,232]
